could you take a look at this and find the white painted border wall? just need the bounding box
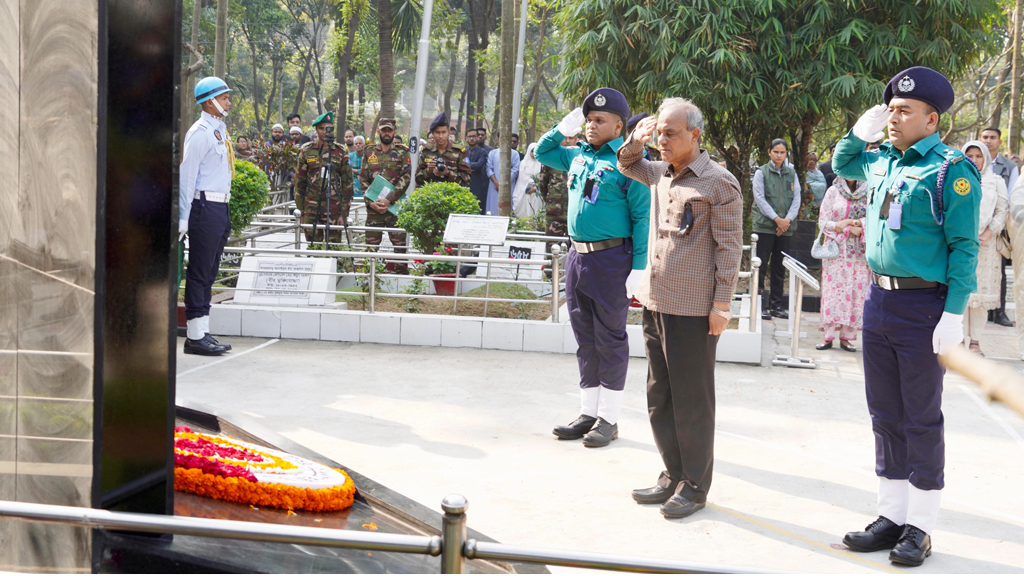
[208,303,763,364]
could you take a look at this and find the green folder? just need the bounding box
[362,174,404,216]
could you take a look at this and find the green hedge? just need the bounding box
[229,160,270,236]
[396,182,480,253]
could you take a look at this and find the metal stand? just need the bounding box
[748,233,760,333]
[482,246,493,318]
[440,495,467,574]
[550,244,560,323]
[772,256,818,369]
[452,245,462,314]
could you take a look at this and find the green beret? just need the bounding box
[313,111,335,126]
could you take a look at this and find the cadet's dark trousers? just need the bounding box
[184,196,231,321]
[643,310,718,504]
[862,284,946,491]
[755,232,790,311]
[565,242,632,391]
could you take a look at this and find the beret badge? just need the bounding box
[898,75,916,93]
[594,93,607,107]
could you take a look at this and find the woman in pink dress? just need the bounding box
[816,178,870,352]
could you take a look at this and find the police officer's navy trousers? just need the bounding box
[564,242,632,391]
[862,284,946,491]
[185,195,231,321]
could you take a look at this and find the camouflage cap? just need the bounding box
[378,118,397,129]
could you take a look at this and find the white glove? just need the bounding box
[557,107,585,137]
[932,311,964,355]
[178,219,188,242]
[624,269,644,299]
[852,104,889,143]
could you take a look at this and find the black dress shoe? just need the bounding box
[770,307,789,319]
[203,334,231,351]
[889,525,931,567]
[660,495,705,519]
[632,485,674,505]
[184,337,228,356]
[839,341,856,352]
[842,516,904,552]
[761,309,772,321]
[816,341,833,350]
[582,418,618,447]
[552,415,597,440]
[993,310,1015,327]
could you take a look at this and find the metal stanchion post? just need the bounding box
[453,245,462,314]
[790,280,804,360]
[772,256,817,369]
[550,244,561,323]
[369,256,376,313]
[293,209,302,250]
[748,256,760,333]
[440,495,468,574]
[482,246,494,318]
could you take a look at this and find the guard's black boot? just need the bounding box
[843,516,904,552]
[993,309,1014,327]
[770,307,789,319]
[184,337,228,356]
[203,334,231,351]
[889,525,931,567]
[552,415,596,440]
[582,418,618,448]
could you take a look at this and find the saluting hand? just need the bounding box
[632,116,658,144]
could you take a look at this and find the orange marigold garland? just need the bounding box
[173,427,356,512]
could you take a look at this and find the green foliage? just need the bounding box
[229,160,270,236]
[427,244,458,274]
[396,182,480,252]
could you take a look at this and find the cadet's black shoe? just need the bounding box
[761,309,772,321]
[632,485,674,505]
[770,307,789,319]
[184,337,228,356]
[843,516,904,552]
[889,525,931,567]
[816,341,833,350]
[993,310,1015,327]
[203,334,231,351]
[582,418,618,448]
[660,495,705,519]
[552,415,597,440]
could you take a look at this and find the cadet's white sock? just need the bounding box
[201,315,211,336]
[877,477,909,525]
[186,318,203,340]
[597,388,624,425]
[906,485,941,534]
[580,387,600,418]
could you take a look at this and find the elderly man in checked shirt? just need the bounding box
[616,98,744,520]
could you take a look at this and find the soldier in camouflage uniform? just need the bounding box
[361,117,412,271]
[537,133,576,264]
[293,111,354,245]
[417,112,471,187]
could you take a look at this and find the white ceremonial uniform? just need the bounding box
[179,111,232,232]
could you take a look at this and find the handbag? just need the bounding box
[811,228,841,260]
[997,229,1012,260]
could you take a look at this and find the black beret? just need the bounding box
[626,112,649,133]
[429,111,449,132]
[582,88,629,121]
[884,66,954,114]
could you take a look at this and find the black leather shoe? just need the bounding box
[582,418,618,447]
[770,307,789,319]
[843,516,904,552]
[184,337,228,356]
[552,415,597,440]
[632,485,674,505]
[203,334,231,351]
[840,341,857,352]
[994,310,1015,327]
[889,525,931,567]
[761,309,772,321]
[816,341,833,350]
[660,495,705,519]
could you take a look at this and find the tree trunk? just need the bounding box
[263,59,281,131]
[214,0,228,78]
[528,13,547,141]
[1009,0,1024,156]
[491,77,501,134]
[181,0,203,150]
[292,49,314,116]
[498,0,514,216]
[463,36,478,127]
[377,0,396,118]
[251,45,261,133]
[443,28,462,122]
[358,83,365,133]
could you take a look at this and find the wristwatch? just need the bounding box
[711,306,733,321]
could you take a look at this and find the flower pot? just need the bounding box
[429,273,457,296]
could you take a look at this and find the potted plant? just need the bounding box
[427,245,458,295]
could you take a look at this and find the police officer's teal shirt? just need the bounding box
[535,127,650,270]
[833,130,981,314]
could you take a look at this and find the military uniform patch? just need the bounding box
[214,130,222,141]
[953,178,971,196]
[368,153,378,163]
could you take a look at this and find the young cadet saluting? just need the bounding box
[535,88,650,448]
[833,67,981,567]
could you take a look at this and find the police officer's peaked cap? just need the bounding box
[884,66,955,114]
[626,112,649,133]
[582,88,629,121]
[378,118,397,129]
[429,111,449,131]
[194,77,232,104]
[313,111,334,126]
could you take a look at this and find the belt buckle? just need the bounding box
[878,275,892,290]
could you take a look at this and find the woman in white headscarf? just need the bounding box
[512,143,543,218]
[961,140,1008,356]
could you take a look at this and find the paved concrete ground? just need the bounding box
[176,314,1024,574]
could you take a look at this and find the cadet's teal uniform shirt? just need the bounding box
[832,130,981,314]
[534,127,650,270]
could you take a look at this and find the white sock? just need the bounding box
[186,318,203,340]
[200,315,210,336]
[877,477,909,525]
[597,388,624,425]
[580,387,600,418]
[906,485,941,534]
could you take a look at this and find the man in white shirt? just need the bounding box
[981,126,1020,328]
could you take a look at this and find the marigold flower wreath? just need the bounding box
[174,427,356,512]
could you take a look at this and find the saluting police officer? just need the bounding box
[626,112,661,161]
[833,67,981,567]
[535,89,650,448]
[179,76,236,356]
[294,111,354,245]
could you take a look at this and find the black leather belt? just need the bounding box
[871,273,939,291]
[571,238,626,254]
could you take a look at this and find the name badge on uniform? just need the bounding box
[873,166,887,176]
[887,201,902,230]
[572,157,586,165]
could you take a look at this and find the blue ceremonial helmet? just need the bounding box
[194,76,232,104]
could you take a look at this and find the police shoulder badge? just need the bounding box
[952,177,971,196]
[214,130,223,141]
[898,75,915,93]
[594,93,607,107]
